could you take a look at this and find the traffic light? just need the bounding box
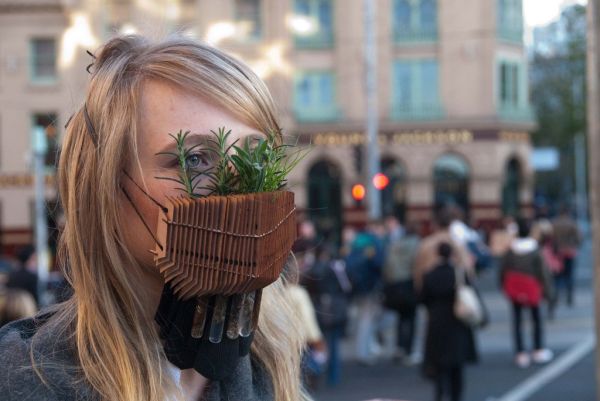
[373,173,389,190]
[352,184,366,203]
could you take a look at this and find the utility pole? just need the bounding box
[32,126,49,306]
[585,0,600,396]
[364,0,381,220]
[574,133,589,233]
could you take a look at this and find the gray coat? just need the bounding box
[0,313,274,401]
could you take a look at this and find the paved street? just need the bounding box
[313,237,596,401]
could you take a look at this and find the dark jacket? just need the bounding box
[421,263,478,377]
[0,313,274,401]
[345,231,384,296]
[6,268,39,304]
[308,259,351,331]
[499,238,555,301]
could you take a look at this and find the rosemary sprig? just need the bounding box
[156,127,309,198]
[155,130,212,198]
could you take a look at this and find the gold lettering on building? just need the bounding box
[0,174,55,188]
[311,130,474,147]
[499,131,529,143]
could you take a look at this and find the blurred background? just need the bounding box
[0,1,595,401]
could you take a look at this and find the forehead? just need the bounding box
[137,79,260,150]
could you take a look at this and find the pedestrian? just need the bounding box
[282,259,327,391]
[414,208,474,294]
[421,242,478,401]
[0,289,37,327]
[500,217,555,368]
[6,245,39,304]
[382,217,421,364]
[0,35,308,401]
[309,245,351,386]
[552,206,582,306]
[345,222,385,365]
[536,222,562,319]
[448,206,492,273]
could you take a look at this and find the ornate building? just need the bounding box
[0,0,534,248]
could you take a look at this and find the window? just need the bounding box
[31,38,57,82]
[235,0,261,40]
[307,160,342,246]
[497,0,523,43]
[392,59,443,120]
[497,58,532,120]
[293,71,337,122]
[32,113,59,169]
[500,62,519,106]
[434,154,470,214]
[393,0,438,43]
[380,157,406,222]
[293,0,333,48]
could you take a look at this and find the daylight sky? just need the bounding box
[524,0,587,27]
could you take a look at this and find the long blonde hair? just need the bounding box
[36,35,308,401]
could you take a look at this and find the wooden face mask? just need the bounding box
[122,171,297,298]
[154,191,297,299]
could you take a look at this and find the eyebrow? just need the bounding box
[154,131,263,156]
[155,133,212,155]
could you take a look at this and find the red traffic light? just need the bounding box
[352,184,366,201]
[373,173,389,190]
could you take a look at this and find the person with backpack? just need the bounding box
[309,245,352,386]
[499,217,555,368]
[421,242,478,401]
[382,217,421,364]
[552,206,582,306]
[345,222,385,365]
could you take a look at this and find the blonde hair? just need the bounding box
[35,35,308,401]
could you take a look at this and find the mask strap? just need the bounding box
[122,170,169,213]
[121,185,164,252]
[121,170,168,252]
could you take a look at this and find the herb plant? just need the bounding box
[156,127,307,198]
[155,130,212,197]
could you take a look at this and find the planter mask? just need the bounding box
[122,172,297,380]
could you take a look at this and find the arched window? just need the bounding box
[307,160,343,246]
[502,157,522,217]
[381,157,406,221]
[433,153,470,213]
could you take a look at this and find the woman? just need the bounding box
[421,243,478,401]
[500,217,555,368]
[0,35,308,401]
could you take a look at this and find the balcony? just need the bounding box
[498,103,535,123]
[390,103,444,121]
[293,105,340,123]
[498,26,524,44]
[294,31,334,49]
[394,26,438,44]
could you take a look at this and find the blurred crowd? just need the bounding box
[0,245,70,330]
[0,204,583,401]
[291,205,582,401]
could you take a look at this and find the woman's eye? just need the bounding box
[185,152,209,169]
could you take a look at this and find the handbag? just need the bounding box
[453,267,484,327]
[503,270,542,306]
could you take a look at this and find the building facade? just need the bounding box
[0,0,534,248]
